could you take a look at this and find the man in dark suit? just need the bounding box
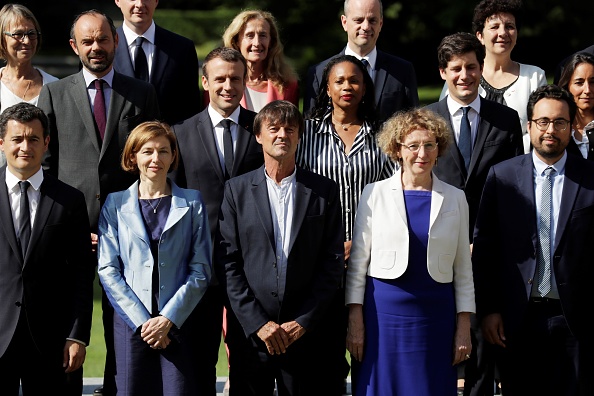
[425,32,523,396]
[37,10,160,396]
[113,0,201,125]
[303,0,418,123]
[0,103,95,395]
[473,85,594,395]
[172,47,263,395]
[215,100,345,395]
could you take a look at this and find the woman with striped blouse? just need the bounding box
[296,54,396,392]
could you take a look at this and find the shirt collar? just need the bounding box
[122,20,156,45]
[82,67,114,88]
[532,150,567,176]
[344,45,377,69]
[446,94,481,117]
[5,166,44,192]
[208,105,241,127]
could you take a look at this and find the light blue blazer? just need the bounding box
[98,179,211,331]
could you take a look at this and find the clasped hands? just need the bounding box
[256,320,305,355]
[141,316,173,350]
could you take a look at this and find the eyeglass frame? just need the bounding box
[529,117,571,132]
[399,142,439,153]
[3,30,40,42]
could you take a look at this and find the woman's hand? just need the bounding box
[452,312,472,365]
[346,304,365,362]
[141,316,173,350]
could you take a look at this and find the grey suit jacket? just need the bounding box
[38,70,160,231]
[425,97,523,236]
[0,168,94,357]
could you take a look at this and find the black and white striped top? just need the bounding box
[296,114,396,241]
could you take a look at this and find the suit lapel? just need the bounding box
[119,181,151,244]
[555,155,581,251]
[150,26,168,86]
[429,174,445,232]
[197,111,226,183]
[516,155,539,250]
[0,170,22,265]
[469,98,493,175]
[233,108,255,176]
[373,52,388,107]
[114,27,135,76]
[391,170,409,229]
[163,183,190,233]
[102,72,126,158]
[250,168,275,251]
[437,99,467,178]
[289,169,311,253]
[72,72,101,154]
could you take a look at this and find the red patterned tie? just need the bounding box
[94,79,106,140]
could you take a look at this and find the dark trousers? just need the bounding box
[185,284,225,396]
[463,313,500,395]
[100,286,117,396]
[498,299,589,396]
[113,312,197,395]
[0,312,67,395]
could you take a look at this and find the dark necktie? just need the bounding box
[459,106,472,171]
[134,37,149,82]
[221,119,234,179]
[94,79,106,140]
[537,167,555,297]
[18,181,31,258]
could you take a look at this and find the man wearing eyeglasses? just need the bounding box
[424,32,523,396]
[472,84,594,395]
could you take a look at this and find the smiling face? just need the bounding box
[256,120,300,164]
[3,17,38,63]
[477,12,517,57]
[341,0,383,57]
[568,62,594,113]
[440,51,483,105]
[115,0,158,34]
[202,57,246,118]
[326,60,366,111]
[69,13,117,77]
[239,17,270,66]
[0,119,48,180]
[529,98,571,165]
[398,129,438,178]
[132,134,174,182]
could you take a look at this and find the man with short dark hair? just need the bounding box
[473,84,594,395]
[0,102,94,396]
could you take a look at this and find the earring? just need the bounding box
[434,158,438,167]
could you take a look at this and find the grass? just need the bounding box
[83,84,441,378]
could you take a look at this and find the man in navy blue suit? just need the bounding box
[303,0,418,123]
[113,0,201,126]
[215,100,345,395]
[473,85,594,395]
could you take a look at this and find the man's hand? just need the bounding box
[280,321,306,346]
[90,232,98,253]
[482,313,506,347]
[256,321,290,355]
[63,340,86,373]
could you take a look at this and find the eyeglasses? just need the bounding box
[3,30,39,42]
[400,142,438,153]
[530,118,570,132]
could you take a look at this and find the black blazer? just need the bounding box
[472,153,594,341]
[0,169,94,357]
[114,25,201,125]
[214,166,344,342]
[172,107,263,239]
[425,97,524,236]
[303,48,419,123]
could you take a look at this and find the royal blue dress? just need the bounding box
[355,190,457,396]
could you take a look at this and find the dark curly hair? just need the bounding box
[472,0,522,35]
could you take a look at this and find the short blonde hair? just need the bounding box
[0,4,42,60]
[377,108,451,162]
[121,121,179,174]
[222,10,297,93]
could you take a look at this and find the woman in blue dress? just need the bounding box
[346,108,475,396]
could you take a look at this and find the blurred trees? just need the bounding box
[18,0,594,86]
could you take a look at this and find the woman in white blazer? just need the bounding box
[345,108,475,396]
[98,121,211,395]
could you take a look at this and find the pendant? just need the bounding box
[153,208,157,214]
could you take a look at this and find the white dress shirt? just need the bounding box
[446,94,481,148]
[6,167,43,235]
[207,105,241,172]
[122,20,156,77]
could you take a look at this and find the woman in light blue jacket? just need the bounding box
[98,121,211,395]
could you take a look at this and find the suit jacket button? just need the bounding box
[528,278,533,284]
[15,301,22,307]
[96,194,100,200]
[271,292,278,297]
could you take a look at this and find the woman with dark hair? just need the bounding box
[558,52,594,160]
[296,54,396,392]
[222,9,298,112]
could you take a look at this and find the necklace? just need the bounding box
[332,116,355,131]
[147,197,163,214]
[0,69,33,100]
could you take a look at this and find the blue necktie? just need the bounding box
[459,107,472,171]
[537,167,555,297]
